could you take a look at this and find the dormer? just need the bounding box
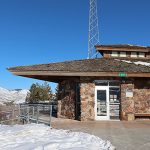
[95,44,150,59]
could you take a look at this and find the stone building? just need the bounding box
[8,45,150,121]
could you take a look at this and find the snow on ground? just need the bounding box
[0,124,115,150]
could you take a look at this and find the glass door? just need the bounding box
[109,87,120,120]
[95,86,109,120]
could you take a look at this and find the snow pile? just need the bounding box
[0,124,115,150]
[0,87,29,105]
[134,61,150,66]
[117,60,132,64]
[116,59,150,67]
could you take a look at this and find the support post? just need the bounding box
[27,107,30,124]
[18,105,20,124]
[37,106,39,124]
[12,109,14,125]
[32,106,34,119]
[49,105,52,127]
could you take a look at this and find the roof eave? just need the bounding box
[9,70,150,78]
[95,45,150,52]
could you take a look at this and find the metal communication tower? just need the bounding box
[88,0,100,59]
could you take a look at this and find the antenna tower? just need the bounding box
[88,0,100,59]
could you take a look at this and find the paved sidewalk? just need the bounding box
[51,118,150,150]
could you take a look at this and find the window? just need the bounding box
[139,52,145,58]
[111,51,118,57]
[131,52,138,58]
[120,52,126,57]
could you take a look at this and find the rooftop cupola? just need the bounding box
[96,44,150,59]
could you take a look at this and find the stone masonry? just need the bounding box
[57,80,76,119]
[121,78,150,120]
[121,81,135,120]
[57,78,150,121]
[80,82,95,121]
[134,79,150,114]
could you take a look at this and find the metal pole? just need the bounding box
[32,106,34,119]
[37,106,39,124]
[18,105,20,124]
[12,109,14,125]
[27,107,30,124]
[49,105,52,127]
[23,107,25,124]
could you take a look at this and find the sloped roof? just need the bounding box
[8,58,150,73]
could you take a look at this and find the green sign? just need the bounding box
[119,72,127,77]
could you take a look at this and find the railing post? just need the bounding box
[27,107,30,124]
[49,105,52,127]
[12,109,14,125]
[37,106,39,124]
[32,106,34,120]
[23,107,25,124]
[18,105,20,124]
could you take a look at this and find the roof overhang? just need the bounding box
[9,70,150,82]
[95,45,150,52]
[8,56,150,83]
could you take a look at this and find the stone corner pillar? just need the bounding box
[121,82,135,121]
[80,82,95,121]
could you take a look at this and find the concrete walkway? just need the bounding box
[51,118,150,150]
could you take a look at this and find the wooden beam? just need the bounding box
[135,113,150,117]
[18,75,80,83]
[10,71,150,78]
[96,48,149,52]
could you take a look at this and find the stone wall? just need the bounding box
[121,80,135,120]
[57,80,76,119]
[57,78,150,121]
[134,78,150,114]
[79,77,97,121]
[121,78,150,120]
[80,82,95,121]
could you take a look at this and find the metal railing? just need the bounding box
[0,103,55,126]
[0,108,20,125]
[19,104,52,126]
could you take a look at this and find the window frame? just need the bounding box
[131,52,138,58]
[120,52,127,57]
[138,52,145,58]
[111,51,119,57]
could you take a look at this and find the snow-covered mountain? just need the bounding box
[0,87,29,105]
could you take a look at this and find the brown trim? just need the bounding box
[18,75,80,83]
[96,48,149,52]
[10,71,150,77]
[95,45,150,52]
[135,113,150,117]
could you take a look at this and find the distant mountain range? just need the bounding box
[0,87,29,105]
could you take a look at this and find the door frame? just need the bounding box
[95,86,110,120]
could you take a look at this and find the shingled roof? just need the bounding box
[7,58,150,82]
[8,58,150,73]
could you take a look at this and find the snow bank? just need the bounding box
[0,124,115,150]
[0,87,29,105]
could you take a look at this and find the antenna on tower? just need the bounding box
[88,0,100,59]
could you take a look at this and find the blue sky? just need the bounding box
[0,0,150,91]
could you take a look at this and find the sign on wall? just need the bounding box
[119,72,127,77]
[126,89,133,98]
